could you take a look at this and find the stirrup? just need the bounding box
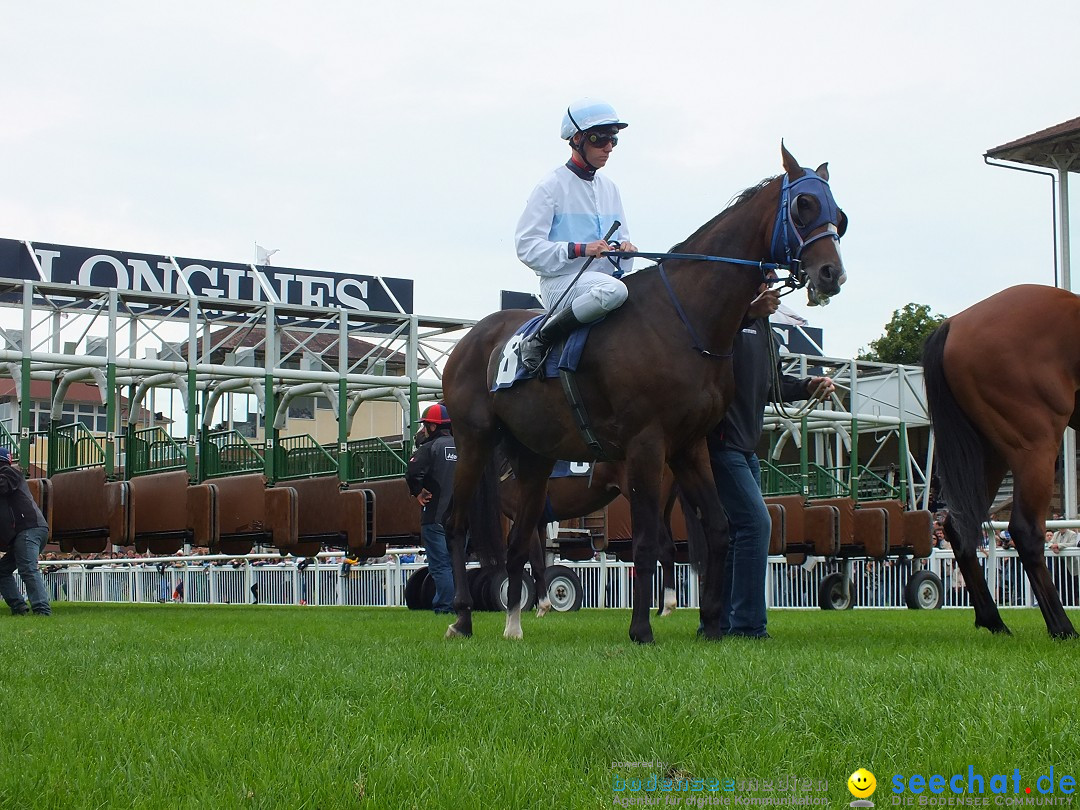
[518,338,549,375]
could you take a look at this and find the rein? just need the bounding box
[765,332,829,419]
[603,252,807,359]
[604,250,805,293]
[601,168,843,358]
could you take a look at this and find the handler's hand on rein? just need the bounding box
[808,376,835,400]
[748,288,781,319]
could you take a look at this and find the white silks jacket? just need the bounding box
[515,162,632,280]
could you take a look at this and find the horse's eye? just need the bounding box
[790,194,819,228]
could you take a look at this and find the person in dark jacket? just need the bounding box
[709,286,834,638]
[0,448,52,616]
[406,403,457,614]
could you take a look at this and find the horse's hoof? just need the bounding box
[535,598,551,618]
[629,630,655,645]
[503,629,524,641]
[979,621,1011,636]
[1050,628,1079,641]
[445,623,471,639]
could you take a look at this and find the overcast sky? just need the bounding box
[2,1,1077,358]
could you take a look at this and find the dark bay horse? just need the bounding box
[923,284,1080,639]
[443,143,847,643]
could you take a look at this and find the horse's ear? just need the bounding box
[781,141,804,178]
[815,162,830,181]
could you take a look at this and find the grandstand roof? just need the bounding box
[985,116,1080,170]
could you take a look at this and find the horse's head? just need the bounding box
[774,143,847,306]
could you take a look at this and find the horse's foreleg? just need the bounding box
[657,497,677,617]
[445,516,473,639]
[503,521,529,640]
[626,449,665,644]
[531,525,551,617]
[502,462,552,640]
[1010,459,1078,639]
[669,442,728,640]
[445,435,498,640]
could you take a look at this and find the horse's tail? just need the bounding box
[466,456,507,567]
[922,319,987,552]
[677,486,709,573]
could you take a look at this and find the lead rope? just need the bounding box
[766,327,829,420]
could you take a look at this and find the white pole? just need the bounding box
[1058,165,1077,519]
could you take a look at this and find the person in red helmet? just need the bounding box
[406,403,457,614]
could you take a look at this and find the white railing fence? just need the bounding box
[18,548,1080,611]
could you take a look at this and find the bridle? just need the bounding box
[605,168,846,294]
[769,170,847,293]
[603,167,846,357]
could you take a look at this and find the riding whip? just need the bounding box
[541,220,621,328]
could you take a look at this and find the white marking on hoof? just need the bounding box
[535,597,552,618]
[503,606,523,640]
[445,624,466,639]
[659,587,677,617]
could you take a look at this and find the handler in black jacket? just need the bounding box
[0,448,51,616]
[708,286,834,639]
[406,404,457,614]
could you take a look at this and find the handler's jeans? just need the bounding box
[710,449,771,637]
[0,526,51,615]
[421,523,455,613]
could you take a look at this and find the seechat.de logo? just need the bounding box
[848,768,877,807]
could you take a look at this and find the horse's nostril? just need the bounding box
[820,265,834,283]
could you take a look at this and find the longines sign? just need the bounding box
[0,237,414,314]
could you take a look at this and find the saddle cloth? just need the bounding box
[491,314,594,391]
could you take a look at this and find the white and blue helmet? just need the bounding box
[560,98,628,140]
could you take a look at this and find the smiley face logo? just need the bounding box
[847,768,877,799]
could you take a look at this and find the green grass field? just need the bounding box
[2,605,1079,809]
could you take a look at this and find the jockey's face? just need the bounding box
[574,133,614,169]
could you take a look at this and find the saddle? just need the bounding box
[490,316,616,459]
[491,315,593,391]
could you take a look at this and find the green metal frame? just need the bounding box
[50,423,107,474]
[274,434,338,481]
[340,436,408,483]
[125,426,188,478]
[200,430,265,480]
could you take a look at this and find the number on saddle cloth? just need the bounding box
[491,315,595,391]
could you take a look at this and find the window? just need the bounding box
[288,396,315,420]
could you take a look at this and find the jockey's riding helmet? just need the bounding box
[561,98,628,140]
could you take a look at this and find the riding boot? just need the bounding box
[519,307,586,375]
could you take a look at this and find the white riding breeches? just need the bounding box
[539,271,628,323]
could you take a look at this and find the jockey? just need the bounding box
[514,97,637,374]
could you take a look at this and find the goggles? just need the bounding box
[584,131,618,148]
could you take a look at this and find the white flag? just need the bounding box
[771,303,809,327]
[255,244,279,266]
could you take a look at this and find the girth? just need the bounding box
[559,368,621,461]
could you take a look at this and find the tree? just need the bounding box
[857,303,945,365]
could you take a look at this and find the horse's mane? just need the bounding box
[671,175,778,251]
